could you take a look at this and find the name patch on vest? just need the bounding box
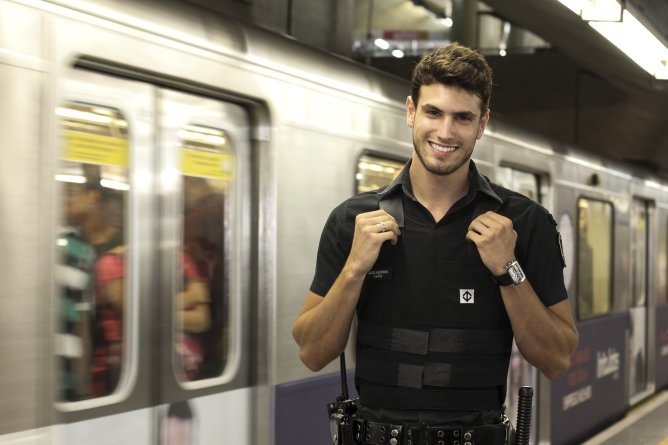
[460,289,475,304]
[367,268,393,281]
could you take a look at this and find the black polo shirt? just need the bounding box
[310,159,568,312]
[309,159,568,422]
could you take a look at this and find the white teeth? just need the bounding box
[430,142,457,152]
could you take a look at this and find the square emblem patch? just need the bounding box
[460,289,474,304]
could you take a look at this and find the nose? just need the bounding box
[435,116,456,140]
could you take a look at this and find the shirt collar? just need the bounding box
[377,158,503,206]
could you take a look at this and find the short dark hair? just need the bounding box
[410,42,493,114]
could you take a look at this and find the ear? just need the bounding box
[476,109,490,140]
[406,96,416,128]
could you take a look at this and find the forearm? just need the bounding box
[292,267,366,372]
[179,280,209,310]
[501,281,578,380]
[180,304,211,333]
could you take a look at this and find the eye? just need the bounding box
[456,113,475,122]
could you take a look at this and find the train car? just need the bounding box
[0,1,666,445]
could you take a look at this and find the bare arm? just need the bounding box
[292,210,400,372]
[180,304,211,333]
[178,279,211,333]
[467,211,578,380]
[500,286,577,379]
[103,278,124,312]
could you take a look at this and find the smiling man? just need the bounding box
[293,43,578,445]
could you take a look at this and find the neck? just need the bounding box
[409,158,471,222]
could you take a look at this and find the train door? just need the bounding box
[52,68,253,444]
[154,88,252,444]
[629,197,652,404]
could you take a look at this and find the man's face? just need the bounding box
[64,182,87,225]
[406,83,489,176]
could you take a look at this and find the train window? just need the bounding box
[576,198,613,319]
[177,124,234,381]
[496,167,541,202]
[54,103,129,401]
[356,153,405,193]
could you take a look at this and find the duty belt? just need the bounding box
[352,419,508,445]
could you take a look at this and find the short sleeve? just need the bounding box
[521,207,569,308]
[180,252,201,279]
[95,254,124,284]
[309,207,352,298]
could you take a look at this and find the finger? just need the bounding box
[468,219,490,235]
[362,214,398,232]
[477,211,512,229]
[378,218,401,236]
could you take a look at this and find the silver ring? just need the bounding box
[380,221,387,232]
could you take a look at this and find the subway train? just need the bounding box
[1,1,667,444]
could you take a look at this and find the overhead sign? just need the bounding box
[60,130,128,167]
[181,148,235,180]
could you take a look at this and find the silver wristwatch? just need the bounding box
[493,260,526,286]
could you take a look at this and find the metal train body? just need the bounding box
[0,1,666,444]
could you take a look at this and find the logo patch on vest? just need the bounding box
[460,289,475,304]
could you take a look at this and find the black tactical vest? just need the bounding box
[354,181,513,411]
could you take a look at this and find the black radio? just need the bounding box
[327,353,358,444]
[328,395,358,445]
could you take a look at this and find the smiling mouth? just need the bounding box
[429,141,458,153]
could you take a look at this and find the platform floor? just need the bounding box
[582,389,668,445]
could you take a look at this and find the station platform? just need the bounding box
[582,390,668,445]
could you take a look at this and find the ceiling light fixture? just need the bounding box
[374,38,390,50]
[556,0,668,80]
[589,9,668,79]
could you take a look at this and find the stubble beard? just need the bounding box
[412,135,473,176]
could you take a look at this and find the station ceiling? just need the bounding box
[191,0,668,179]
[355,0,668,179]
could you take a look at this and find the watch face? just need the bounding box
[508,263,525,283]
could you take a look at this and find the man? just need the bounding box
[293,43,578,444]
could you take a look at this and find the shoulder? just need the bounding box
[95,253,124,282]
[487,181,557,230]
[327,190,383,225]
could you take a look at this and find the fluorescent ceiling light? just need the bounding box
[589,9,668,79]
[581,0,621,21]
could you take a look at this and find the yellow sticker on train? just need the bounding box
[60,131,129,167]
[182,149,235,180]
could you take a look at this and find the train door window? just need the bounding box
[156,88,249,392]
[54,103,130,401]
[577,198,613,319]
[629,198,650,397]
[496,166,541,202]
[356,153,405,193]
[177,124,234,382]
